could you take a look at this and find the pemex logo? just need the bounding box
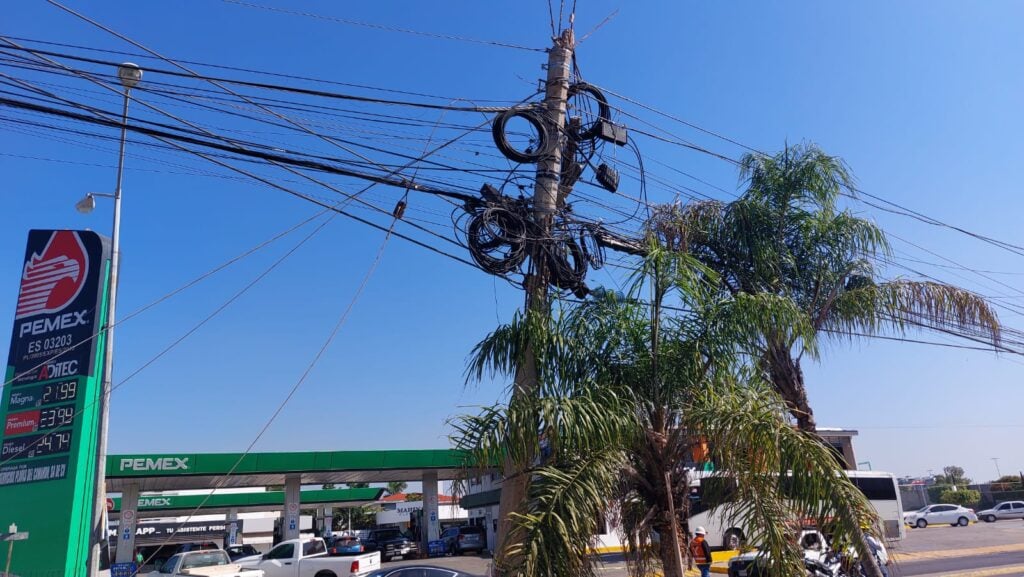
[15,231,89,319]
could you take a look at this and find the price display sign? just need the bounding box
[0,230,111,575]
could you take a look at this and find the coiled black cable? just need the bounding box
[566,82,611,141]
[491,107,552,163]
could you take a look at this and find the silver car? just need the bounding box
[977,501,1024,523]
[903,503,978,528]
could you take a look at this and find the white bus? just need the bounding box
[687,470,906,550]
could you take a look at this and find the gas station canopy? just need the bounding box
[106,449,475,492]
[107,487,384,517]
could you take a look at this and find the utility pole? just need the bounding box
[493,28,573,574]
[87,62,142,576]
[992,457,1002,478]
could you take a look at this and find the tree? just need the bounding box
[332,505,380,531]
[943,465,971,486]
[939,489,981,508]
[663,143,1000,431]
[386,481,408,496]
[453,246,883,577]
[991,475,1023,491]
[345,482,369,489]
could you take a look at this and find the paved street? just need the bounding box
[896,521,1024,554]
[380,521,1024,576]
[891,521,1024,576]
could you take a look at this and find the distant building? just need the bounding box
[375,493,466,528]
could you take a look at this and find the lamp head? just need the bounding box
[75,193,97,214]
[118,62,143,89]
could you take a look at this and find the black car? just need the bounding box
[362,528,419,561]
[225,544,260,560]
[439,526,485,555]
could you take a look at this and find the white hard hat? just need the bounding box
[694,527,707,535]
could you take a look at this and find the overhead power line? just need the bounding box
[2,34,526,102]
[0,51,483,270]
[218,0,546,53]
[0,42,521,112]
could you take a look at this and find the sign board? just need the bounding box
[108,521,231,546]
[110,562,138,577]
[0,230,111,576]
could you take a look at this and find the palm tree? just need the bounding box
[386,481,408,496]
[452,247,884,577]
[658,143,1000,431]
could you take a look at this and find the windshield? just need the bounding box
[916,506,930,513]
[374,529,402,540]
[159,555,180,574]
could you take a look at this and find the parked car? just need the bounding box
[150,549,264,577]
[327,535,365,556]
[236,536,381,577]
[140,542,221,568]
[366,567,476,577]
[903,503,978,528]
[362,528,419,561]
[977,501,1024,523]
[439,526,486,556]
[226,544,261,560]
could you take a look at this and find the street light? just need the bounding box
[84,62,142,576]
[74,192,115,215]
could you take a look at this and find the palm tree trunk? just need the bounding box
[654,516,686,577]
[858,534,885,577]
[493,346,539,575]
[766,345,817,432]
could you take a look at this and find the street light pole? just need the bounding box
[87,62,141,577]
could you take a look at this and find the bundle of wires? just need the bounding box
[460,188,605,297]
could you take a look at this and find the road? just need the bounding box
[379,520,1024,576]
[897,550,1024,576]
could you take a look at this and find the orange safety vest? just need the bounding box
[689,537,709,564]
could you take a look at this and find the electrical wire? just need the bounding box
[0,40,524,112]
[0,52,487,272]
[217,0,546,53]
[128,210,400,577]
[0,213,337,467]
[1,35,527,103]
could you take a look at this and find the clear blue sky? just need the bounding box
[2,1,1022,484]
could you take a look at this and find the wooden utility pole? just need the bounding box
[493,28,574,574]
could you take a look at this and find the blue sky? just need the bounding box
[2,1,1023,483]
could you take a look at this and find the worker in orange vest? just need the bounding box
[688,526,712,577]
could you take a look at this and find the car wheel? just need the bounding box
[985,515,996,523]
[916,519,928,528]
[724,529,744,550]
[958,516,969,526]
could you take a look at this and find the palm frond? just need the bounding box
[827,280,1001,345]
[503,449,625,577]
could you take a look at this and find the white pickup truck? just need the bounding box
[236,537,381,577]
[150,549,264,577]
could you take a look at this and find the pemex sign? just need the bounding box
[0,230,111,576]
